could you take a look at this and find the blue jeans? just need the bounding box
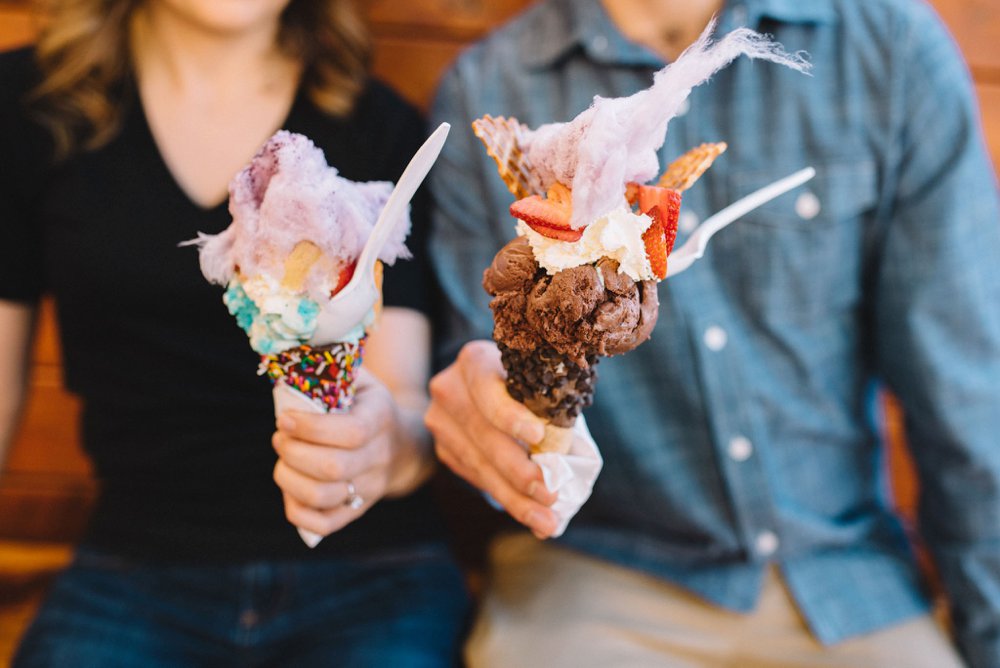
[13,543,470,667]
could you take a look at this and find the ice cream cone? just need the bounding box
[261,339,367,412]
[498,343,598,454]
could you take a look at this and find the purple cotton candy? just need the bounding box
[192,131,411,301]
[522,22,810,229]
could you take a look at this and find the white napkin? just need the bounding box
[273,383,332,548]
[530,415,603,537]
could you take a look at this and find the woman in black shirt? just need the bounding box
[1,0,468,665]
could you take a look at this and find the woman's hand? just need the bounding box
[425,340,559,538]
[271,306,435,538]
[272,367,433,537]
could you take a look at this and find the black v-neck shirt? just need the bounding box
[1,48,443,562]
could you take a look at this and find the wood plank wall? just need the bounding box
[0,0,998,541]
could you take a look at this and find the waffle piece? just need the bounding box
[472,115,546,200]
[657,142,727,192]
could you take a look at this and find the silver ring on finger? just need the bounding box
[344,480,364,510]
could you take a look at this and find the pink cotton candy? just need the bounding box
[190,130,411,300]
[522,22,810,229]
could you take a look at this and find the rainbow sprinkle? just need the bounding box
[259,339,366,411]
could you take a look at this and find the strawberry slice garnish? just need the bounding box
[510,186,581,241]
[634,185,682,279]
[642,209,669,279]
[331,260,357,296]
[636,185,681,253]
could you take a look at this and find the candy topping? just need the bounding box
[260,340,366,411]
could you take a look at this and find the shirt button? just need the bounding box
[590,34,609,53]
[795,191,821,220]
[679,209,699,234]
[728,435,753,461]
[239,609,259,628]
[755,531,779,557]
[703,326,728,351]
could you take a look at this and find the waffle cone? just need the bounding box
[498,343,598,454]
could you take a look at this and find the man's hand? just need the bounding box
[425,340,559,538]
[272,369,427,538]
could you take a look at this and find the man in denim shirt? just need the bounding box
[426,0,1000,665]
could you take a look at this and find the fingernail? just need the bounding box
[278,414,296,431]
[527,479,552,504]
[516,420,545,445]
[526,509,556,535]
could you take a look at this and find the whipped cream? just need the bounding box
[517,207,655,281]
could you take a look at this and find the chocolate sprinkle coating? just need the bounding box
[498,342,598,427]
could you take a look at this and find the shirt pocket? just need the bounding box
[709,158,878,327]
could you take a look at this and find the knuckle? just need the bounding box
[428,369,453,402]
[433,439,453,465]
[324,514,349,535]
[449,440,473,469]
[423,407,438,433]
[371,444,391,469]
[436,444,469,480]
[319,456,342,482]
[301,485,326,509]
[513,468,536,493]
[456,343,475,367]
[513,502,536,527]
[341,421,367,449]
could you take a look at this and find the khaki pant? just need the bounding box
[467,534,965,668]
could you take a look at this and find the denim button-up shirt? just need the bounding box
[428,0,1000,664]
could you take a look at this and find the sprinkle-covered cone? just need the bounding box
[498,343,598,454]
[261,339,367,412]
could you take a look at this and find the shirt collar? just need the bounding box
[519,0,835,70]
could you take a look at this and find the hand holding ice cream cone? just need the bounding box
[185,129,426,545]
[427,340,561,537]
[428,22,810,537]
[274,363,436,540]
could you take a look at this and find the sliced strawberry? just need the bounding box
[642,208,668,279]
[510,195,582,242]
[637,185,681,255]
[331,260,357,296]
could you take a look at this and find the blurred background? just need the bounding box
[0,0,997,661]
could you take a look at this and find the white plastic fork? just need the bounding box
[664,166,816,278]
[311,122,451,344]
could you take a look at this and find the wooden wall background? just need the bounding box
[0,0,997,581]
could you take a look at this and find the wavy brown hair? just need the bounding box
[29,0,372,159]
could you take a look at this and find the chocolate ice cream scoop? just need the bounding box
[483,237,659,366]
[482,235,538,293]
